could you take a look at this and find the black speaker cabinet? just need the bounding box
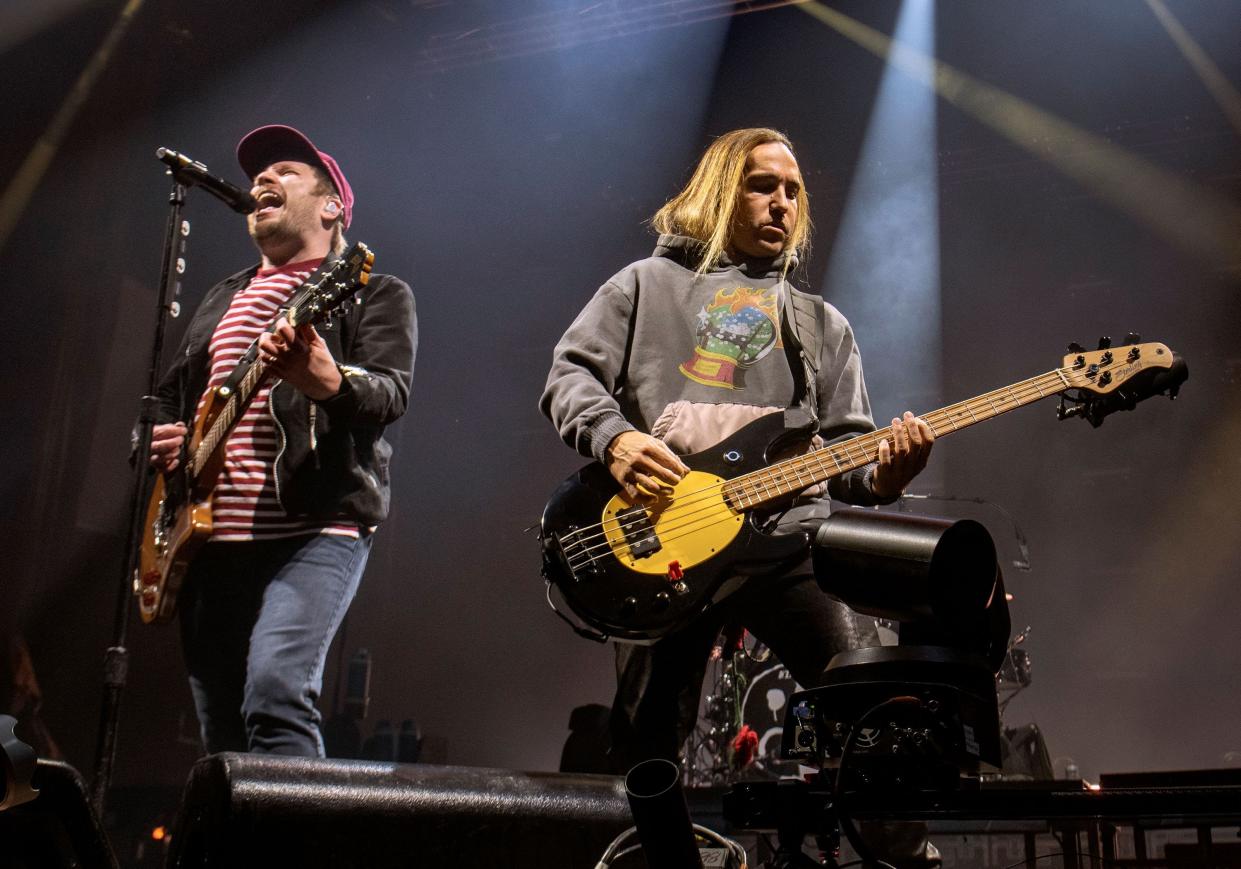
[0,759,118,869]
[167,753,636,868]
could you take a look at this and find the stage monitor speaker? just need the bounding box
[0,759,119,868]
[168,753,637,868]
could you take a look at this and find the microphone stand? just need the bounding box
[89,174,190,815]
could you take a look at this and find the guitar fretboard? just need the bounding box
[722,367,1072,509]
[186,356,272,480]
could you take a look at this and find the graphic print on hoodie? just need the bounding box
[679,285,781,390]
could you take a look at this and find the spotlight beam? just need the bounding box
[798,1,1241,269]
[823,0,942,444]
[0,0,146,255]
[1145,0,1241,141]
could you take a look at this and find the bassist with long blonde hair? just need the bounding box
[540,128,935,784]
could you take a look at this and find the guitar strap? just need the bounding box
[218,254,342,396]
[779,279,824,432]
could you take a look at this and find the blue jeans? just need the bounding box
[178,533,371,756]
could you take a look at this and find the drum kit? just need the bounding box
[684,630,804,787]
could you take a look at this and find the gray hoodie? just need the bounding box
[540,234,890,524]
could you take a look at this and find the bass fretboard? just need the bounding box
[722,367,1072,509]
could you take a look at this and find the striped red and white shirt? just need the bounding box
[196,259,359,542]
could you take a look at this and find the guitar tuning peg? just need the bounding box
[1067,342,1085,354]
[1123,332,1141,345]
[1096,336,1112,350]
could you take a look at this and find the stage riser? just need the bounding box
[169,753,638,868]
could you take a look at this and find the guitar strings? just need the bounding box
[564,373,1061,566]
[566,418,978,569]
[610,366,1070,560]
[562,445,867,570]
[562,367,1075,569]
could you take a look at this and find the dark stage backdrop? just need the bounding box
[1,0,1238,794]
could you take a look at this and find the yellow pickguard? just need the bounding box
[602,470,744,574]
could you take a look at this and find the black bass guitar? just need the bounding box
[541,340,1185,643]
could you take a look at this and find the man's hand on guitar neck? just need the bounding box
[258,317,343,402]
[870,411,935,501]
[606,431,690,503]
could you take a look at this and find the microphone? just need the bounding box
[156,147,257,214]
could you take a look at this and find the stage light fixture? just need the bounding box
[785,509,1011,785]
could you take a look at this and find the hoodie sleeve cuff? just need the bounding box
[862,463,901,505]
[586,413,636,464]
[827,462,899,507]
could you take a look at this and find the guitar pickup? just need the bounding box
[617,505,661,558]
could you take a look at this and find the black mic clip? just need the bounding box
[156,147,257,214]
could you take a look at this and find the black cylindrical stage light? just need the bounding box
[625,758,703,869]
[813,509,1000,638]
[784,510,1010,778]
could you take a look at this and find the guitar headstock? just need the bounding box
[287,242,374,328]
[1057,336,1188,427]
[1059,341,1174,394]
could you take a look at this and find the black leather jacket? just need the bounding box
[156,263,417,526]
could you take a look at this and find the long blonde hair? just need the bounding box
[652,128,812,275]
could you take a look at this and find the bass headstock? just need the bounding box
[287,242,374,328]
[1060,340,1174,393]
[1057,334,1187,427]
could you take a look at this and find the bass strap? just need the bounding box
[779,279,825,431]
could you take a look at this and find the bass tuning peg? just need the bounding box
[1122,332,1141,345]
[1067,342,1085,354]
[1096,336,1112,350]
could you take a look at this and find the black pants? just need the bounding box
[607,570,940,868]
[608,567,876,774]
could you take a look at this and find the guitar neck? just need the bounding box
[723,366,1072,509]
[186,356,271,482]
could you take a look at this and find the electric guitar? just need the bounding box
[541,339,1186,643]
[133,242,375,624]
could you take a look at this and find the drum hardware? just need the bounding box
[996,625,1033,718]
[684,631,804,786]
